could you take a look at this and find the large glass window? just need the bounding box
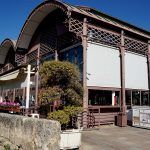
[59,45,83,78]
[88,90,112,106]
[126,90,149,106]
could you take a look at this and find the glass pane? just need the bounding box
[115,91,120,105]
[132,91,140,106]
[141,91,149,106]
[40,53,54,64]
[59,45,83,79]
[126,90,131,106]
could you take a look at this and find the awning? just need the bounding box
[0,70,20,81]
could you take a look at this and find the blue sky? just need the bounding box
[0,0,150,43]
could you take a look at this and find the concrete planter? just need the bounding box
[60,129,82,149]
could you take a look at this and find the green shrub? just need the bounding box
[63,88,82,106]
[47,110,70,125]
[38,87,63,105]
[4,144,11,150]
[39,60,80,88]
[39,60,83,106]
[64,106,83,117]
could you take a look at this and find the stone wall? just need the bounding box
[0,113,60,150]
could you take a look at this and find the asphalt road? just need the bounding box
[81,126,150,150]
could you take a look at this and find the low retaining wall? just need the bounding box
[0,113,60,150]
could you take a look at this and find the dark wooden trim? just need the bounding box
[88,105,120,109]
[35,46,40,109]
[87,86,121,91]
[125,88,149,91]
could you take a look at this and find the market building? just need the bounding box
[0,0,150,128]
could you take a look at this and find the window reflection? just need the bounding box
[126,90,131,106]
[132,91,140,105]
[40,53,54,64]
[59,45,83,78]
[141,91,149,106]
[88,90,120,106]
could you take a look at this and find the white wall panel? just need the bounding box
[125,52,148,90]
[87,43,121,88]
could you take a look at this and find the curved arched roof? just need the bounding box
[16,0,70,50]
[16,0,150,51]
[0,39,16,64]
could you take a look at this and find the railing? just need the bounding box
[0,63,14,75]
[88,24,121,48]
[26,50,38,64]
[87,105,120,127]
[124,36,148,55]
[72,106,120,128]
[69,17,148,55]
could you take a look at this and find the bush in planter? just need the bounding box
[48,106,83,129]
[64,106,83,117]
[47,110,70,126]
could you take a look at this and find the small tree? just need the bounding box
[39,60,83,106]
[39,60,83,128]
[38,87,63,105]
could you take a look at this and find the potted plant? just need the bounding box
[47,106,83,149]
[39,60,83,149]
[0,102,20,113]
